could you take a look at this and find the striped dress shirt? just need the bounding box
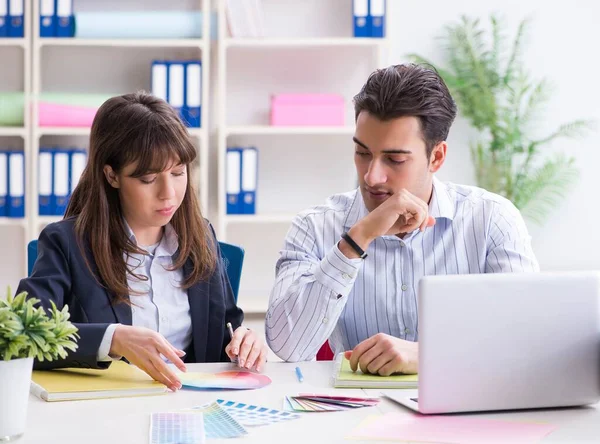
[265,177,539,362]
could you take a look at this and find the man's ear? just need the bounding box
[103,165,120,189]
[429,142,447,173]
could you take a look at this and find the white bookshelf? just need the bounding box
[37,38,210,49]
[0,4,31,289]
[29,0,212,242]
[216,0,389,313]
[0,38,26,47]
[225,125,356,136]
[0,127,27,137]
[225,37,388,48]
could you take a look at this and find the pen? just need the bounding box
[226,322,239,365]
[295,366,304,383]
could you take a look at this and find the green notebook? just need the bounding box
[332,353,418,389]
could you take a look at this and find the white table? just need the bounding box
[21,361,600,443]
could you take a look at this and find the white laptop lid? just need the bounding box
[417,271,600,414]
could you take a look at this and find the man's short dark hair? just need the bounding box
[353,63,458,157]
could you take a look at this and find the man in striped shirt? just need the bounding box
[265,64,539,375]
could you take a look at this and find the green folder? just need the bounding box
[0,92,25,126]
[333,354,418,389]
[37,92,118,108]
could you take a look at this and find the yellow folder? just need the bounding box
[31,361,167,402]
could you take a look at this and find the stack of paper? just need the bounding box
[284,394,379,412]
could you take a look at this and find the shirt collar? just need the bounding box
[428,176,455,221]
[123,219,179,257]
[343,177,455,229]
[342,189,369,229]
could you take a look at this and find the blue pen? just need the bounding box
[295,366,304,383]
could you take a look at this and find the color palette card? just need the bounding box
[347,413,557,443]
[284,394,380,412]
[150,412,205,444]
[180,370,272,390]
[215,399,301,426]
[185,402,248,439]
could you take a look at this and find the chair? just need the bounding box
[27,239,245,302]
[316,341,334,361]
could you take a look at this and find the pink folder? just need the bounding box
[270,94,345,126]
[38,102,98,127]
[349,413,557,444]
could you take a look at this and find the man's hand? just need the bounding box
[340,189,435,259]
[110,325,187,391]
[225,327,268,372]
[344,333,418,376]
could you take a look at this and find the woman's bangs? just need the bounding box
[127,123,196,177]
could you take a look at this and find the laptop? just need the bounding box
[386,271,600,414]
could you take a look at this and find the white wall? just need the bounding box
[386,0,600,270]
[388,0,600,270]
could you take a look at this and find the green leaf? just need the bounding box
[0,288,79,361]
[532,119,596,147]
[517,155,579,224]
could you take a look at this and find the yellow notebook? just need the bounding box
[30,361,167,402]
[333,353,418,389]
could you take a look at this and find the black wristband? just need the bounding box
[341,231,368,259]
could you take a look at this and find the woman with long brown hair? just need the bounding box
[18,92,267,391]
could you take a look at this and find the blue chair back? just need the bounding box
[27,239,245,302]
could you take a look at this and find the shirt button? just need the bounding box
[342,273,352,280]
[401,284,408,291]
[322,318,328,324]
[161,316,167,323]
[405,328,411,334]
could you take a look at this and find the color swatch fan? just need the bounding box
[284,394,379,412]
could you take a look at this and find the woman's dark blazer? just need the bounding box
[16,217,244,370]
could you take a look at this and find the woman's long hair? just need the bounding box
[65,91,216,304]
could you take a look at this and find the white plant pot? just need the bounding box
[0,357,33,442]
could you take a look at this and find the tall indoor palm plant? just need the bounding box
[410,15,594,224]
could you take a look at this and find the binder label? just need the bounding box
[354,0,368,16]
[56,0,72,16]
[0,154,7,197]
[9,153,24,197]
[39,152,52,195]
[168,64,185,108]
[40,0,54,16]
[9,0,23,15]
[152,63,168,101]
[186,63,202,107]
[54,152,69,196]
[370,0,385,16]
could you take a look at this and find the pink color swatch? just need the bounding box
[270,93,345,126]
[349,413,557,444]
[38,102,98,127]
[180,371,272,390]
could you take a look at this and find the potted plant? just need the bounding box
[409,15,595,224]
[0,289,78,441]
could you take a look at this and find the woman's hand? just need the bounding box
[225,327,268,372]
[110,325,187,391]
